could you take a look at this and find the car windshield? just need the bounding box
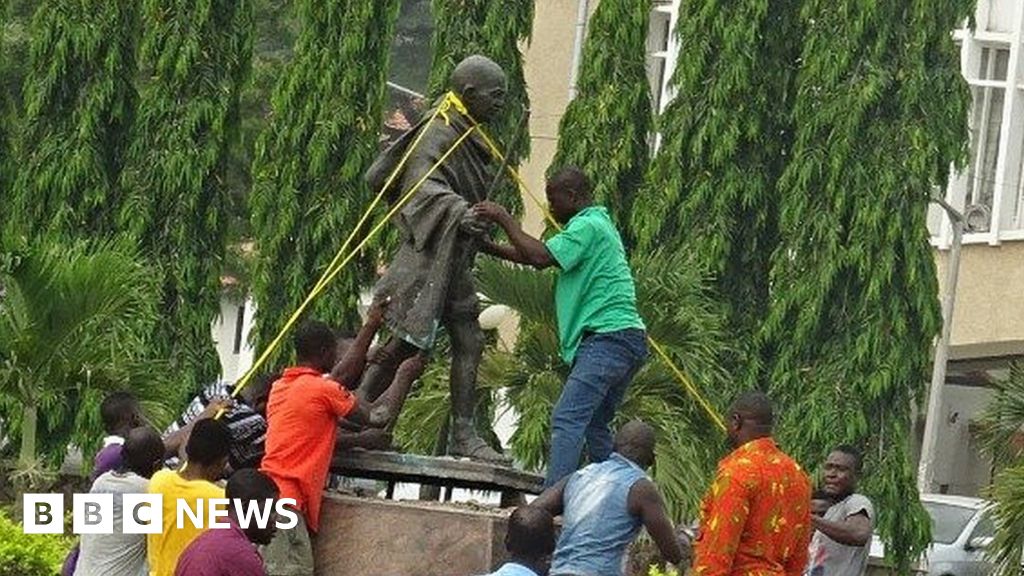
[923,501,977,545]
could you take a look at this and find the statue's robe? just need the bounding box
[366,104,495,350]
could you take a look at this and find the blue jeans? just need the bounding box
[545,328,648,487]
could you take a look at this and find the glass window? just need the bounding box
[970,513,995,540]
[962,46,1013,232]
[922,502,978,544]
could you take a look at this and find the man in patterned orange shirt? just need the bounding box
[693,391,812,576]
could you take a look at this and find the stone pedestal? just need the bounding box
[314,494,510,576]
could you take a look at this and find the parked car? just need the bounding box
[867,494,995,576]
[918,494,994,576]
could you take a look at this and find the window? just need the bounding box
[647,0,681,151]
[647,6,673,115]
[970,513,995,540]
[938,1,1024,243]
[964,48,1009,232]
[922,502,977,544]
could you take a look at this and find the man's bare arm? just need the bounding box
[531,478,567,517]
[811,512,872,546]
[479,239,531,265]
[630,479,684,566]
[331,300,387,386]
[473,202,556,269]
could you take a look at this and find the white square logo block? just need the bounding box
[73,493,113,534]
[123,494,163,534]
[23,494,64,534]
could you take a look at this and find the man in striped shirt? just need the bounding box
[162,375,275,472]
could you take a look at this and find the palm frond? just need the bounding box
[474,250,732,518]
[0,237,174,466]
[987,462,1024,575]
[977,362,1024,468]
[476,259,557,327]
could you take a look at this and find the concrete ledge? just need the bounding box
[314,494,510,576]
[332,450,545,495]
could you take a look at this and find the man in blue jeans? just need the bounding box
[473,165,647,487]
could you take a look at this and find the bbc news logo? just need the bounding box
[23,494,298,534]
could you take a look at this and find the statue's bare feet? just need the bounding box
[449,433,512,465]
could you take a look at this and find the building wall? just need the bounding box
[935,243,1024,359]
[211,294,256,383]
[518,0,593,235]
[913,384,995,496]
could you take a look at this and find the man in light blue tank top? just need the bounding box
[532,422,684,576]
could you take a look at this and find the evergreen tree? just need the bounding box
[118,0,254,394]
[762,0,972,568]
[249,0,400,363]
[11,0,137,236]
[0,0,9,198]
[550,0,650,249]
[634,0,803,376]
[428,0,532,213]
[0,0,34,217]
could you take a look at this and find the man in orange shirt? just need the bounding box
[260,306,425,576]
[693,391,812,576]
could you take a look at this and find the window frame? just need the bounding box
[934,1,1024,248]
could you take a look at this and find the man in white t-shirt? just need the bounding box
[74,427,165,576]
[807,446,875,576]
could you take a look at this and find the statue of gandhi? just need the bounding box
[358,55,510,463]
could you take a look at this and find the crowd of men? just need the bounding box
[60,163,876,576]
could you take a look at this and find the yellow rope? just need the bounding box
[460,113,728,432]
[223,89,726,434]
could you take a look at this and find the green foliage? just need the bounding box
[635,0,802,369]
[987,463,1024,576]
[0,236,173,469]
[550,0,651,249]
[249,0,401,365]
[10,0,138,236]
[467,251,732,520]
[978,363,1024,574]
[225,0,299,242]
[428,0,532,214]
[0,0,32,208]
[118,0,254,399]
[0,0,8,197]
[761,0,973,569]
[979,363,1024,467]
[0,510,71,576]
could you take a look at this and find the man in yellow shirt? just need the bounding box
[148,418,230,576]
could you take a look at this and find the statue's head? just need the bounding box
[451,55,508,124]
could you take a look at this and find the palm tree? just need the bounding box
[395,250,735,520]
[977,363,1024,575]
[0,236,173,486]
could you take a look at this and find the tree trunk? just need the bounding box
[19,403,37,467]
[13,403,37,521]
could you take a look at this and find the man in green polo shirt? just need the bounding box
[472,166,647,487]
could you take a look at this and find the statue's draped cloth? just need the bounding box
[366,105,494,350]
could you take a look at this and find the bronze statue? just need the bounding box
[359,55,510,463]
